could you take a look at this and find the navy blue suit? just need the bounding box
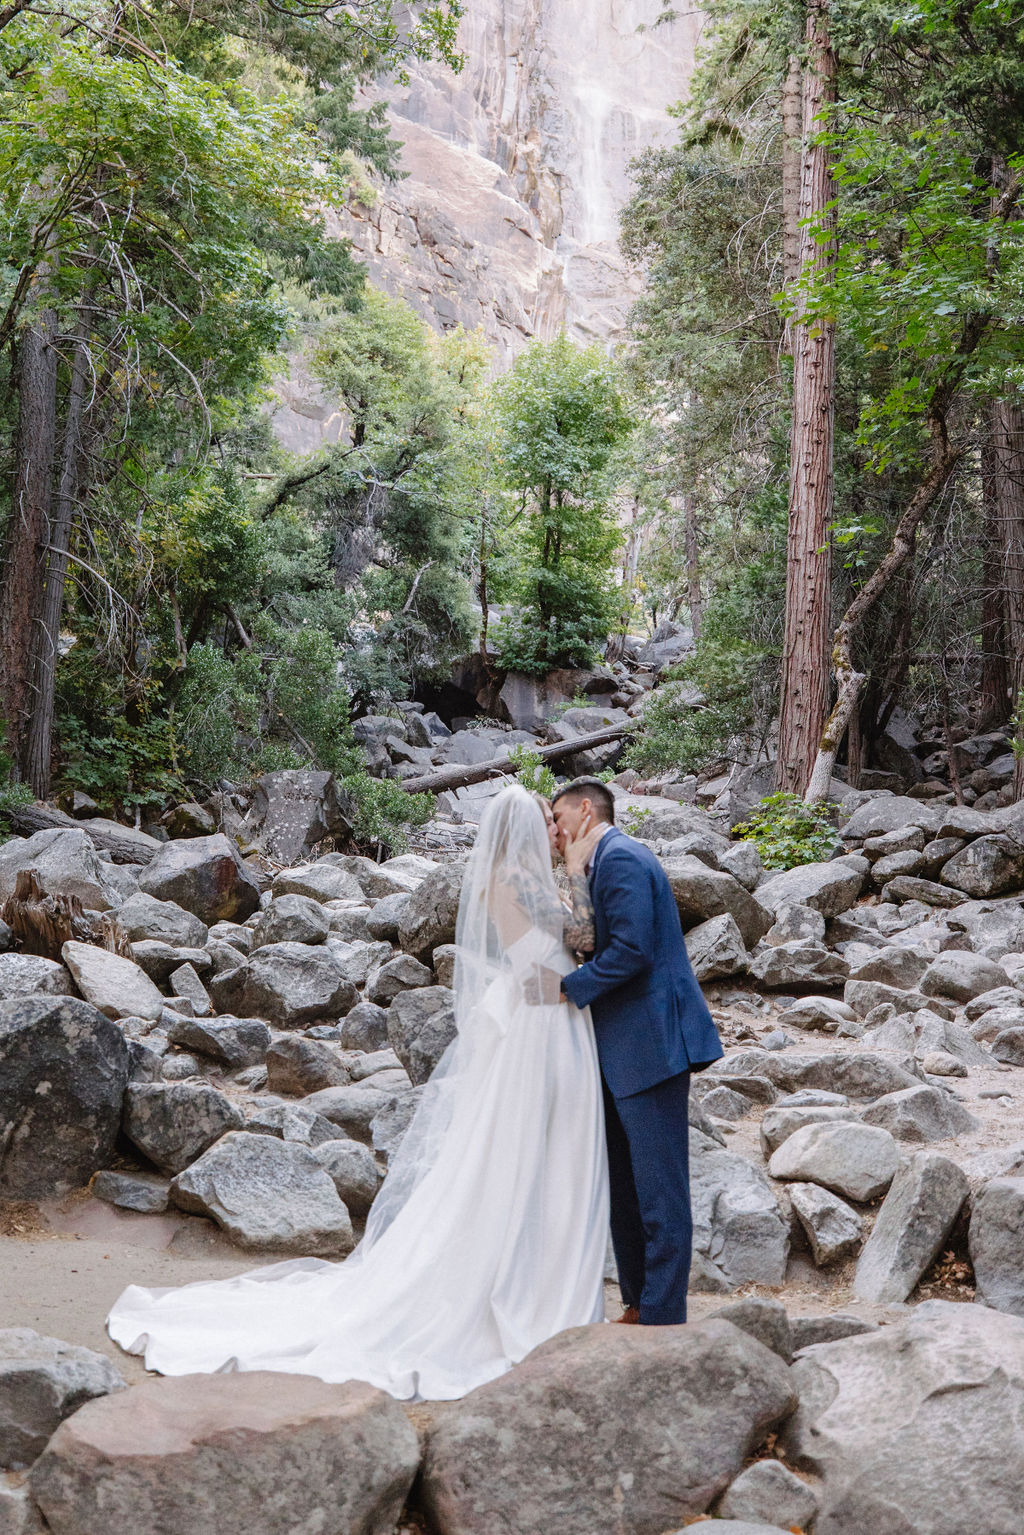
[561,825,723,1323]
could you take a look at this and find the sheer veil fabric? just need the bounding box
[107,785,609,1401]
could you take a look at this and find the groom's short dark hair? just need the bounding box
[551,777,616,824]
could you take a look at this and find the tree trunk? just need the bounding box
[23,330,89,798]
[781,48,804,339]
[776,0,837,795]
[0,312,58,768]
[682,493,703,640]
[401,720,635,796]
[978,412,1011,730]
[991,398,1024,799]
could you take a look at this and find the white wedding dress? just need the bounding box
[107,786,609,1401]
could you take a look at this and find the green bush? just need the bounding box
[733,793,840,871]
[623,641,773,777]
[0,720,32,843]
[508,743,557,798]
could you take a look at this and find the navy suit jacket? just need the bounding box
[561,825,723,1098]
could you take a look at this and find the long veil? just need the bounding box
[361,783,569,1247]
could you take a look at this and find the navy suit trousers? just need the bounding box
[603,1070,692,1325]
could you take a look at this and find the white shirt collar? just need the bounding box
[585,822,613,872]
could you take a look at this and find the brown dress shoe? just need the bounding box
[613,1306,640,1325]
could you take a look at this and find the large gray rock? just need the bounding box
[948,901,1024,961]
[992,1026,1024,1064]
[748,939,848,989]
[132,940,212,985]
[840,796,940,840]
[340,999,389,1052]
[311,1138,382,1217]
[170,1131,353,1255]
[61,941,164,1023]
[366,953,434,1006]
[778,995,857,1033]
[250,893,329,948]
[365,892,411,941]
[30,1372,418,1535]
[883,874,969,907]
[919,950,1009,1002]
[165,1014,270,1068]
[769,1122,899,1202]
[706,1297,792,1362]
[370,1086,423,1162]
[940,835,1024,898]
[684,913,749,981]
[764,902,826,944]
[970,1176,1024,1315]
[138,834,260,924]
[759,1105,861,1156]
[303,1083,395,1144]
[661,857,771,948]
[0,953,73,1001]
[0,828,121,911]
[420,1320,796,1535]
[781,1299,1024,1533]
[243,1099,339,1148]
[272,858,363,904]
[789,1182,863,1266]
[236,942,357,1027]
[265,1035,351,1095]
[115,891,207,948]
[690,1143,790,1290]
[247,769,352,865]
[718,1460,819,1531]
[0,997,128,1199]
[728,1046,920,1100]
[0,1329,125,1471]
[853,1152,968,1303]
[861,1083,979,1142]
[387,985,456,1084]
[755,856,868,919]
[0,1478,46,1533]
[846,944,930,989]
[397,863,464,961]
[123,1081,244,1175]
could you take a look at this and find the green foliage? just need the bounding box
[0,721,31,843]
[624,642,774,776]
[621,805,653,836]
[489,333,632,672]
[507,744,557,798]
[734,794,840,871]
[343,774,434,856]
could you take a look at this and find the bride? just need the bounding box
[107,784,610,1401]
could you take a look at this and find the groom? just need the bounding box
[552,778,723,1326]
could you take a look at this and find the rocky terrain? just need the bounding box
[7,752,1024,1530]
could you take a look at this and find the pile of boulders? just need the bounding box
[9,778,1024,1530]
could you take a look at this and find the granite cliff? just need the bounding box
[272,0,701,449]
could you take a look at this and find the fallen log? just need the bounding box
[401,720,637,797]
[4,802,161,864]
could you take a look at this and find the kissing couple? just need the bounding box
[108,777,724,1401]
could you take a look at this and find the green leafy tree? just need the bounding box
[489,333,633,674]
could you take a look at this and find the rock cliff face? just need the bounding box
[272,0,700,449]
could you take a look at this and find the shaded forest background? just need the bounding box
[2,0,1024,847]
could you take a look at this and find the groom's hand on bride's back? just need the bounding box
[521,967,565,1006]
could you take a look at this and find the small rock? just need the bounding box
[271,858,363,905]
[919,1049,968,1077]
[123,1082,244,1176]
[970,1176,1024,1315]
[250,893,330,949]
[167,962,211,1018]
[884,874,969,907]
[365,893,411,941]
[397,864,464,961]
[164,1015,270,1068]
[371,1089,423,1163]
[684,912,749,981]
[992,1027,1024,1065]
[920,950,1009,1002]
[366,953,434,1006]
[304,1084,395,1144]
[707,1297,792,1362]
[764,903,826,945]
[170,1131,353,1255]
[790,1181,864,1265]
[0,953,73,1001]
[243,1100,339,1147]
[748,940,848,990]
[432,943,457,986]
[718,1459,819,1531]
[778,995,856,1033]
[846,944,930,989]
[769,1122,900,1202]
[116,891,208,948]
[701,1086,752,1121]
[311,1139,382,1217]
[759,1105,861,1156]
[61,942,165,1023]
[387,986,456,1084]
[853,1151,968,1303]
[92,1170,170,1213]
[0,1329,125,1471]
[265,1036,351,1096]
[861,1083,978,1142]
[940,834,1024,898]
[755,856,867,919]
[339,1000,390,1053]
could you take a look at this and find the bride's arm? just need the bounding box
[562,872,596,954]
